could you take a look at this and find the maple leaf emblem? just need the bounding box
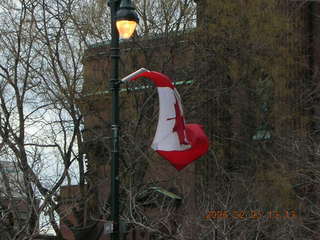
[167,99,189,145]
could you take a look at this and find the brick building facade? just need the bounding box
[60,1,320,239]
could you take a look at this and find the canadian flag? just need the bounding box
[128,70,209,171]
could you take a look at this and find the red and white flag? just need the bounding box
[128,70,209,171]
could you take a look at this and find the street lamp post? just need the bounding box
[108,1,138,240]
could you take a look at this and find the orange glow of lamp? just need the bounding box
[116,0,139,39]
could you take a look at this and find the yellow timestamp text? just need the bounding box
[204,210,298,220]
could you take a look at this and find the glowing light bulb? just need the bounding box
[116,20,137,39]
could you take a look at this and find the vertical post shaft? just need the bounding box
[110,0,120,240]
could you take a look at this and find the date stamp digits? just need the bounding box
[204,210,298,220]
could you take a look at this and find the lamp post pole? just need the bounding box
[109,0,138,239]
[110,0,121,239]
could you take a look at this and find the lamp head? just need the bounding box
[116,0,139,39]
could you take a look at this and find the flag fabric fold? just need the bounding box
[129,71,209,171]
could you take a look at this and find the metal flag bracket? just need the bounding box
[120,68,150,83]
